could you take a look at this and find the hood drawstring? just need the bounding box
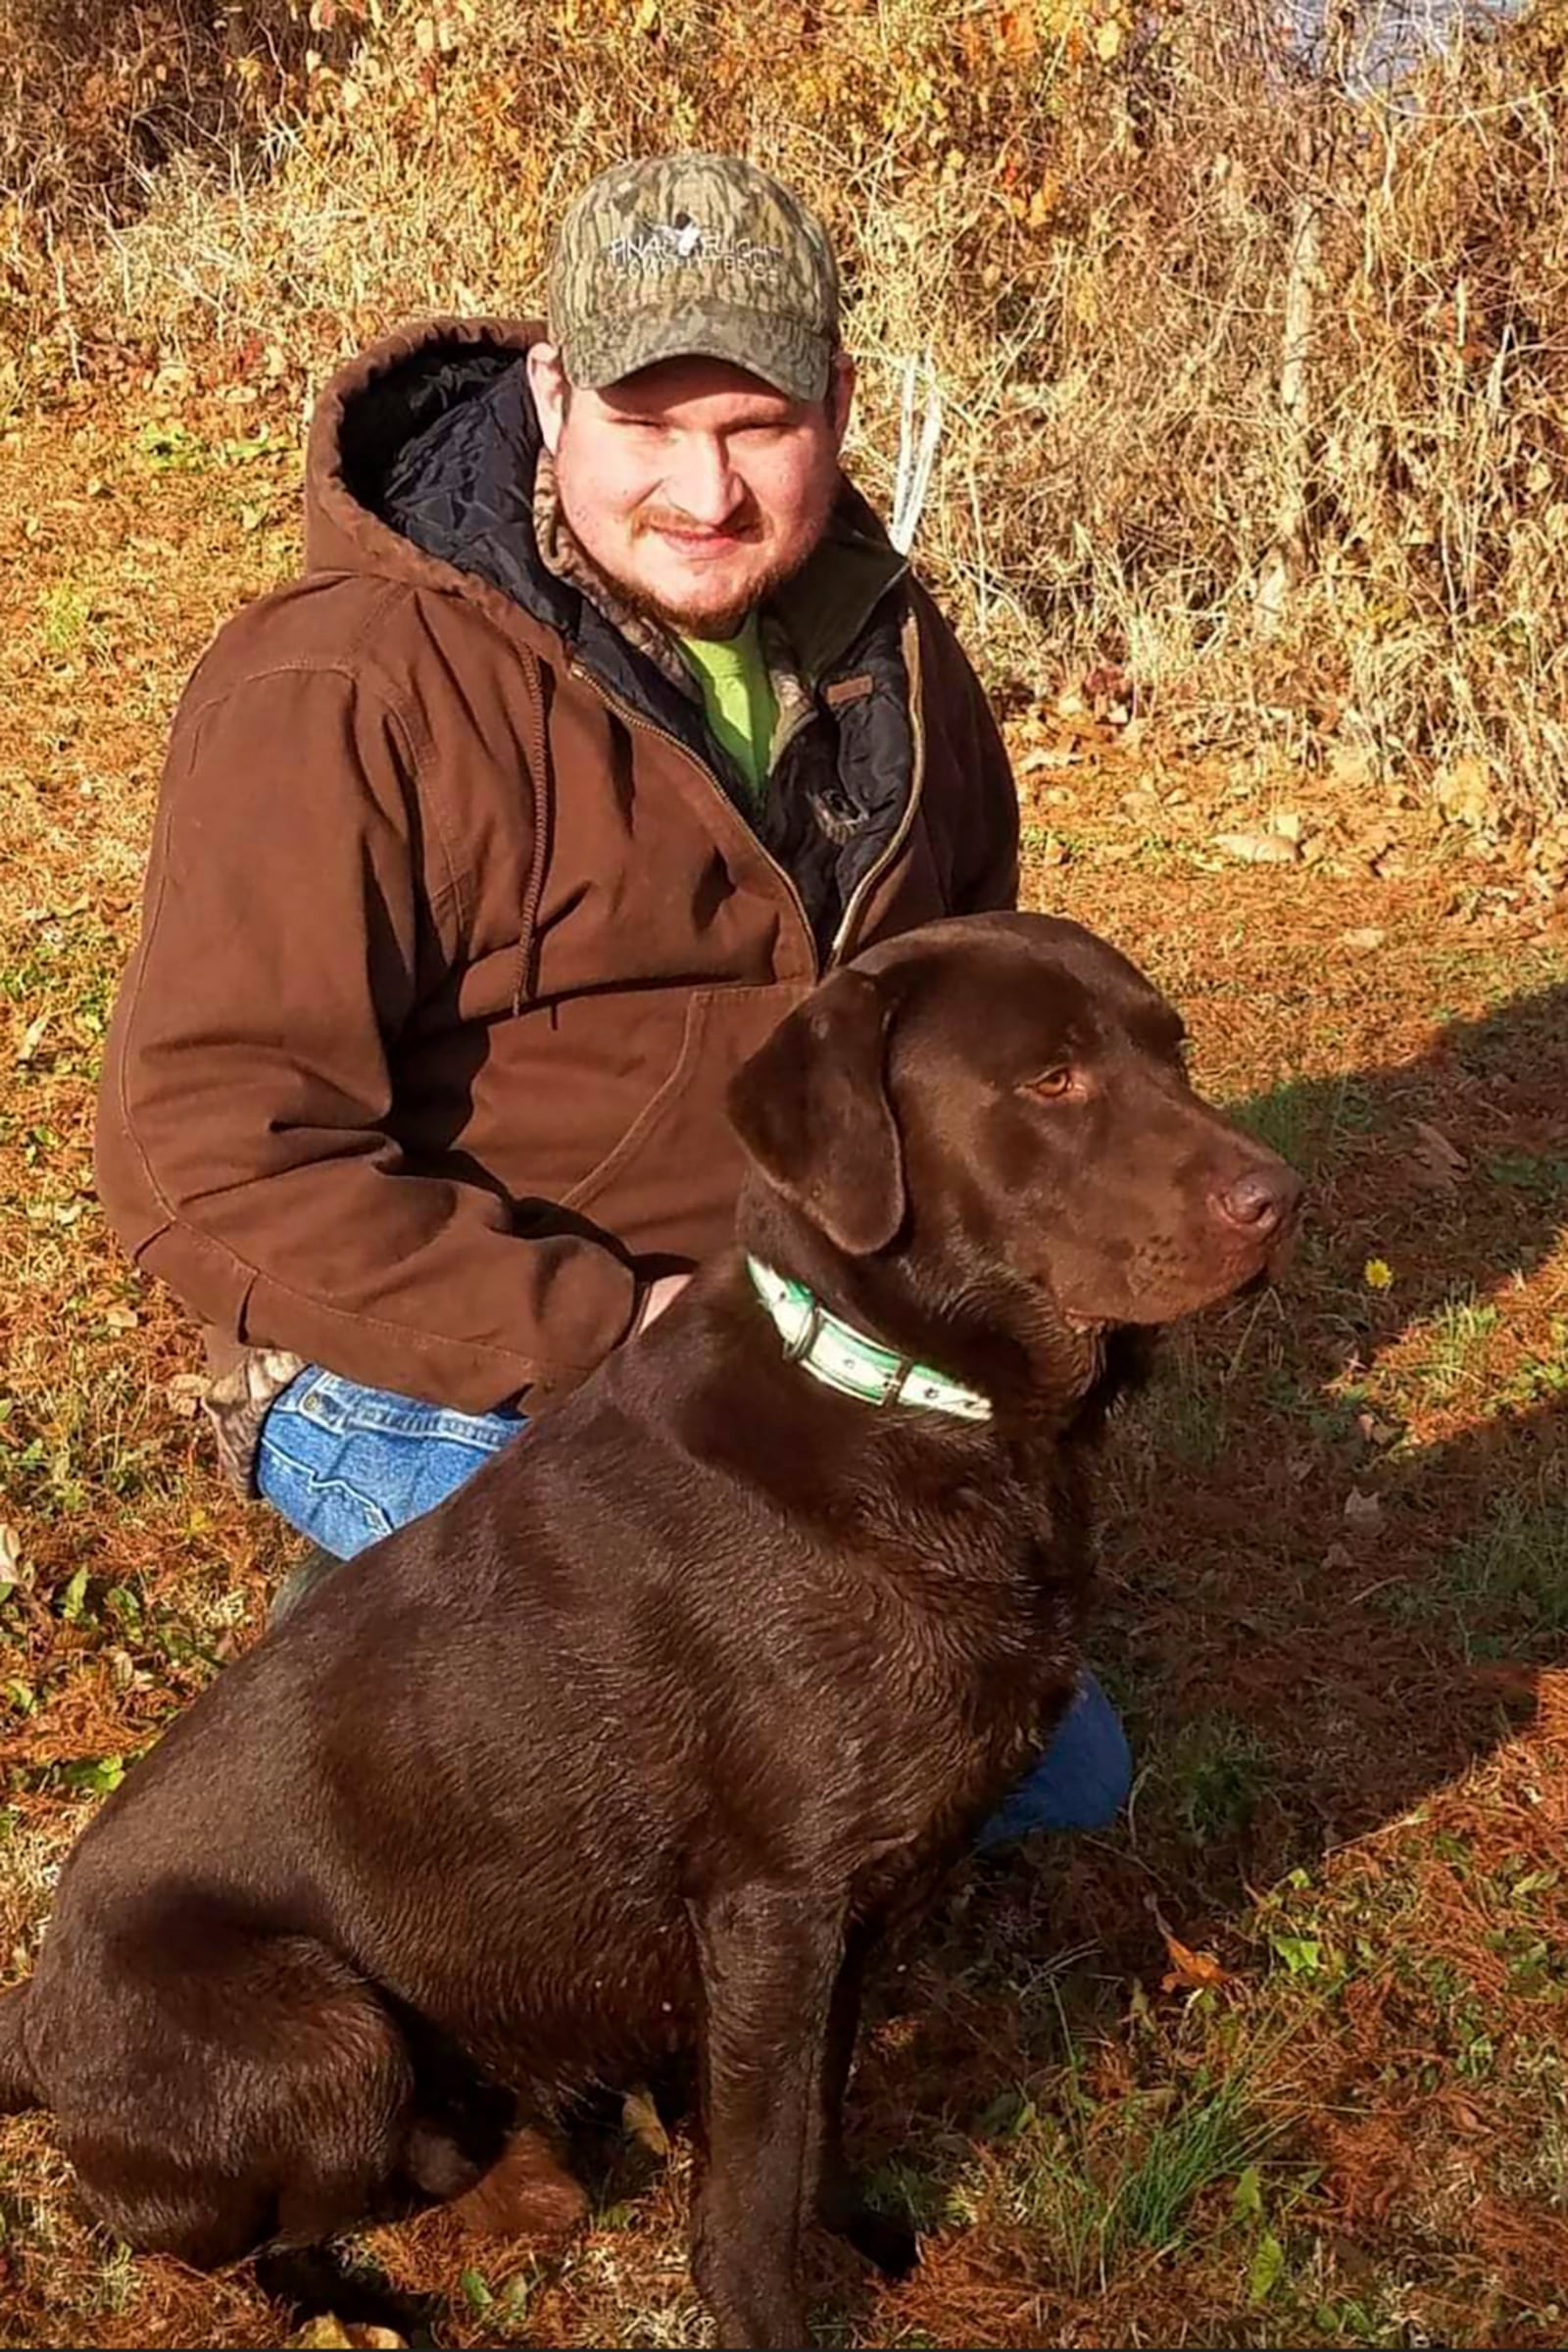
[511,648,553,1016]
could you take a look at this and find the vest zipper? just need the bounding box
[570,662,820,977]
[827,612,929,962]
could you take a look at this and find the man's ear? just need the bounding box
[727,968,906,1255]
[527,341,568,456]
[827,349,856,451]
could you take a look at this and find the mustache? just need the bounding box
[634,504,762,541]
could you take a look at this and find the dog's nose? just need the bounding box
[1214,1165,1299,1232]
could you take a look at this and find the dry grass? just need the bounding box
[2,0,1566,816]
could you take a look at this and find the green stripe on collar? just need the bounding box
[747,1256,992,1424]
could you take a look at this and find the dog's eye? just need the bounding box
[1029,1066,1075,1100]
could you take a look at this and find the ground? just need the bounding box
[1,368,1565,2350]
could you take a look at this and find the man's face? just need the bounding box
[528,345,854,638]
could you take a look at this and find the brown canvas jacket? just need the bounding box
[95,318,1019,1455]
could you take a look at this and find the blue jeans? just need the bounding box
[257,1366,1132,1844]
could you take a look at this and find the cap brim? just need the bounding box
[561,302,832,404]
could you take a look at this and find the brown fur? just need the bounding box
[0,913,1298,2348]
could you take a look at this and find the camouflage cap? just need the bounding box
[548,154,840,404]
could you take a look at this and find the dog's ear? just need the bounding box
[727,968,906,1255]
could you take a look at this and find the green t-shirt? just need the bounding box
[677,612,777,809]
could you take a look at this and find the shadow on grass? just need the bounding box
[1115,972,1568,1863]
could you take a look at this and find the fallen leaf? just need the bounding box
[1339,926,1386,952]
[165,1372,208,1419]
[1344,1489,1383,1530]
[622,2086,670,2159]
[1328,743,1375,789]
[1095,16,1122,60]
[1268,808,1304,842]
[303,2325,406,2351]
[1321,1541,1353,1570]
[1212,831,1298,866]
[1160,1932,1233,1992]
[296,2321,353,2351]
[14,1011,49,1064]
[1435,754,1496,829]
[1019,744,1078,772]
[1349,822,1397,873]
[1406,1118,1467,1192]
[0,1524,24,1591]
[1118,788,1162,820]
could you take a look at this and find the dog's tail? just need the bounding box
[0,1981,39,2113]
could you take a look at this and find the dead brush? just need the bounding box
[3,0,1564,820]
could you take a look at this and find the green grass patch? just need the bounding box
[1143,1349,1228,1468]
[0,905,120,1065]
[1401,1288,1501,1404]
[1230,1070,1377,1180]
[1162,1713,1278,1844]
[38,581,95,656]
[987,2046,1295,2291]
[860,2152,958,2233]
[1378,1491,1568,1660]
[1485,1148,1568,1206]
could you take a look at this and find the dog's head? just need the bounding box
[727,913,1301,1379]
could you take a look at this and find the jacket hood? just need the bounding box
[306,318,546,601]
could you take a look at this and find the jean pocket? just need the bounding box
[255,1423,399,1558]
[294,1369,517,1456]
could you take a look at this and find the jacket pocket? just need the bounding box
[558,982,805,1234]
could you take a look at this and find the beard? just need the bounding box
[615,564,795,640]
[596,517,804,640]
[555,467,839,640]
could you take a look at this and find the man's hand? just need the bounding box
[634,1271,693,1335]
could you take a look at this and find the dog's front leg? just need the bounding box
[690,1883,847,2349]
[816,1935,918,2282]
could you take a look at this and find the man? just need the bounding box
[96,154,1129,1838]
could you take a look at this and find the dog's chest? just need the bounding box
[815,1548,1076,1860]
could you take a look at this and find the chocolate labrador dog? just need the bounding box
[0,913,1298,2348]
